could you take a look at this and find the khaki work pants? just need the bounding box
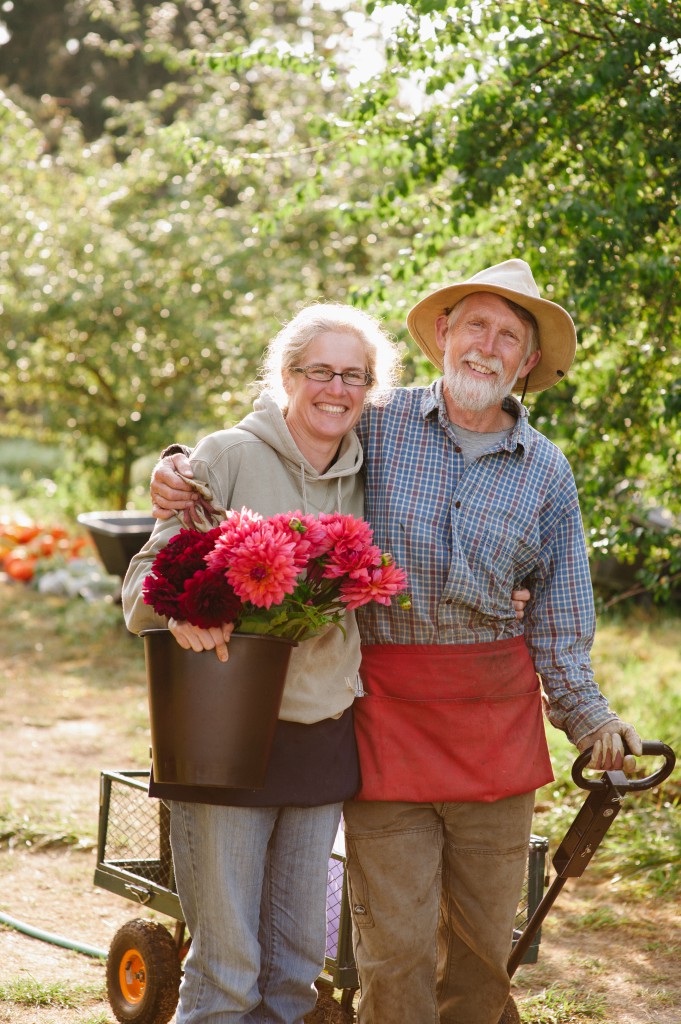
[343,792,535,1024]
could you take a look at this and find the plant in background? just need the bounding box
[143,508,410,642]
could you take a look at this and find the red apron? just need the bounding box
[353,637,553,803]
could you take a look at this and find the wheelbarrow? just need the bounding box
[77,511,155,579]
[498,739,676,1024]
[94,777,548,1023]
[93,741,674,1024]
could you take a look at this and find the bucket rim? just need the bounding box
[139,627,298,647]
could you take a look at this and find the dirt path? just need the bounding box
[1,843,679,1024]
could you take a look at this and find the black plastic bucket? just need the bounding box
[141,629,296,789]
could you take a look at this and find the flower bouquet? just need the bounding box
[140,508,409,789]
[142,506,409,642]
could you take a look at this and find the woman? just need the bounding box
[122,303,401,1024]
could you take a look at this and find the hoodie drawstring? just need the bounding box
[298,463,344,514]
[299,463,308,513]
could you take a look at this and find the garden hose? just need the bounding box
[0,909,107,959]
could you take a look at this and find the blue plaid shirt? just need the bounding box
[356,380,615,745]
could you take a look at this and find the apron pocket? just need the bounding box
[353,687,553,803]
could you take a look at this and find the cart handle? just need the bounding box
[572,740,676,792]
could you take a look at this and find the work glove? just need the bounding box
[576,718,643,773]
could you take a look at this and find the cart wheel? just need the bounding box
[498,994,521,1024]
[107,918,181,1024]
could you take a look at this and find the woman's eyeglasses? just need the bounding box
[291,366,374,387]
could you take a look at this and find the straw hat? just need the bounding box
[406,259,577,394]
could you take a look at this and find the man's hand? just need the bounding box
[168,618,234,662]
[511,587,530,621]
[577,719,643,773]
[151,453,196,520]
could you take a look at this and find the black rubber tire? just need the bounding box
[106,918,181,1024]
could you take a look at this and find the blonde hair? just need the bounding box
[260,302,401,408]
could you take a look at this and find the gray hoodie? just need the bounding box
[122,392,364,723]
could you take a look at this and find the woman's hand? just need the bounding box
[168,618,234,662]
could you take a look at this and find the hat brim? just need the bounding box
[406,282,577,394]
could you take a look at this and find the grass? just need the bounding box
[532,607,681,901]
[0,438,63,488]
[0,437,155,516]
[0,976,101,1008]
[0,807,91,852]
[0,977,110,1024]
[519,986,607,1022]
[573,906,620,930]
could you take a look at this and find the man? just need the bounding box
[150,260,641,1024]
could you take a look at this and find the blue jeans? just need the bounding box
[169,800,341,1023]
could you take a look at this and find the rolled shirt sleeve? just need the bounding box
[521,504,617,745]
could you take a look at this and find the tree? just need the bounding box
[0,0,244,141]
[0,2,391,509]
[0,95,250,508]
[290,0,681,597]
[0,1,678,598]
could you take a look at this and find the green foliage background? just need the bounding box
[0,0,678,600]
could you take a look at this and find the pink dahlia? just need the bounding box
[266,511,330,568]
[322,543,383,580]
[319,512,375,552]
[207,507,263,564]
[318,513,382,579]
[225,523,300,608]
[339,558,409,610]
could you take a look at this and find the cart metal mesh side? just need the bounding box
[322,851,359,991]
[95,770,548,994]
[95,771,181,920]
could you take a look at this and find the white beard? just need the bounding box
[443,350,520,412]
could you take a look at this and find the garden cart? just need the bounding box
[93,741,674,1024]
[94,776,547,1023]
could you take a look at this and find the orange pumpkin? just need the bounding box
[0,538,17,565]
[4,550,37,582]
[0,520,41,545]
